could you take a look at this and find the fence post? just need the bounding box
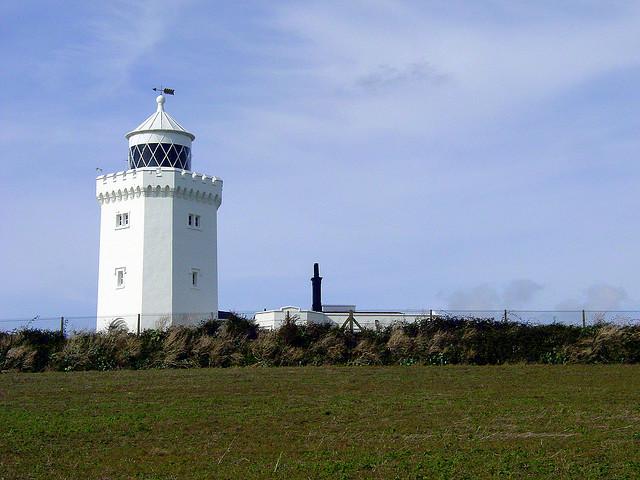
[60,316,64,336]
[137,313,141,335]
[582,310,586,328]
[504,309,508,322]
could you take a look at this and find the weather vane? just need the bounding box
[153,86,175,95]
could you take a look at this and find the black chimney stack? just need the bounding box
[311,263,323,312]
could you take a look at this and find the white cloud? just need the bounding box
[258,1,640,142]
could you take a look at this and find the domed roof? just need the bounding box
[125,94,195,171]
[125,95,195,141]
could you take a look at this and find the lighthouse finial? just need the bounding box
[152,86,174,112]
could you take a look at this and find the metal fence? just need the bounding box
[408,309,640,327]
[0,312,257,335]
[339,310,640,332]
[1,309,640,335]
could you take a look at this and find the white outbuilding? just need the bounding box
[96,94,222,332]
[253,264,429,330]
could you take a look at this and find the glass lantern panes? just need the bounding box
[128,143,191,170]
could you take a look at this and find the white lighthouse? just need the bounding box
[96,93,223,332]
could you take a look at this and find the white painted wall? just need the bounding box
[96,168,222,332]
[96,174,145,332]
[253,307,431,331]
[128,131,192,150]
[140,184,173,329]
[253,307,332,330]
[171,194,219,321]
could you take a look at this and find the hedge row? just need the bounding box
[2,316,640,372]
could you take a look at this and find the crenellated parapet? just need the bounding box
[96,168,223,206]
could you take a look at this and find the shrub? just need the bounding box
[387,327,415,362]
[4,346,39,371]
[307,330,348,365]
[2,317,640,371]
[351,338,386,365]
[566,324,640,363]
[51,331,141,371]
[160,327,196,368]
[195,319,224,337]
[221,314,258,340]
[251,330,281,366]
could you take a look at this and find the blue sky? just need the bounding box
[2,0,640,323]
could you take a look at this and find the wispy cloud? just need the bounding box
[39,0,186,95]
[356,61,449,92]
[263,1,640,140]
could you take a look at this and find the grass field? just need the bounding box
[1,366,640,479]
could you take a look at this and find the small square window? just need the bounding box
[115,267,126,288]
[116,212,130,229]
[188,214,201,229]
[191,269,199,288]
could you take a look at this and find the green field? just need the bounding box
[1,366,640,479]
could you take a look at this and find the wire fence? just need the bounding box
[0,312,259,336]
[416,309,640,327]
[2,309,640,335]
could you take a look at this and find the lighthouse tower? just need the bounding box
[95,93,223,332]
